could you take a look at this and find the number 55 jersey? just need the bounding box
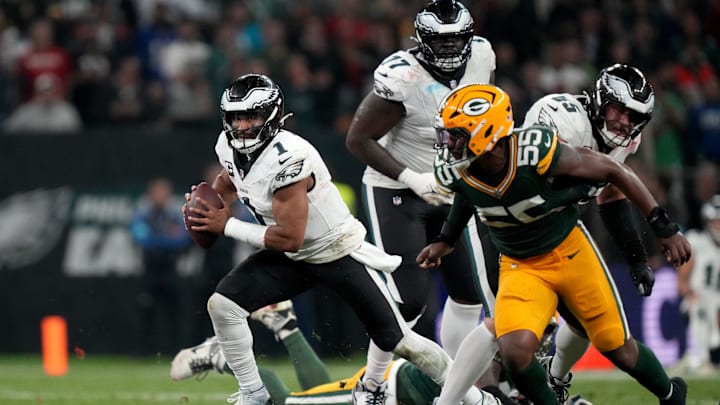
[434,126,594,258]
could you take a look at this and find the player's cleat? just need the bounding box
[227,387,273,404]
[351,376,387,405]
[250,300,298,335]
[537,316,559,358]
[539,356,572,404]
[568,394,593,405]
[659,377,687,405]
[170,336,225,381]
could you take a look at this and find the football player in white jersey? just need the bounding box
[345,1,504,402]
[436,64,660,404]
[678,195,720,374]
[522,64,658,401]
[184,74,485,405]
[171,301,505,405]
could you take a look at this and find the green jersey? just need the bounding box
[434,125,593,258]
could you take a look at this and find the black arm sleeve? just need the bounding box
[432,192,476,246]
[598,199,648,265]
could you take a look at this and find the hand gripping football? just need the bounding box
[184,182,224,249]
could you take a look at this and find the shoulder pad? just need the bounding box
[513,126,559,175]
[267,132,313,192]
[522,94,591,148]
[373,50,422,102]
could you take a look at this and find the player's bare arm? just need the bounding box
[551,144,691,267]
[266,176,313,252]
[346,92,406,179]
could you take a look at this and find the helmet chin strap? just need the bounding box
[229,136,262,153]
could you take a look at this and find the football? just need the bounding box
[184,181,224,249]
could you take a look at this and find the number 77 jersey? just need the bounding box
[434,125,594,258]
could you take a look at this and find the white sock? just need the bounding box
[462,385,502,405]
[436,323,497,405]
[393,330,451,384]
[207,293,264,392]
[440,298,484,357]
[552,322,590,380]
[363,340,394,390]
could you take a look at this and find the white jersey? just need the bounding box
[215,130,366,264]
[362,37,496,188]
[521,93,641,163]
[684,230,720,299]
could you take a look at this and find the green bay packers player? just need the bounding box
[420,84,690,405]
[521,64,658,401]
[170,300,505,405]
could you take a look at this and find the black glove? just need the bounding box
[630,263,655,297]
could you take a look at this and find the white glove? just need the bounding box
[398,168,453,206]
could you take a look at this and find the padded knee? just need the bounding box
[392,331,451,384]
[207,292,249,326]
[591,326,625,353]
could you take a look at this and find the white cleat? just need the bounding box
[170,336,224,381]
[226,387,272,404]
[351,376,387,405]
[250,300,298,335]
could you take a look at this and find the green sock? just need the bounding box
[505,357,559,405]
[619,341,672,398]
[260,367,290,405]
[282,329,331,390]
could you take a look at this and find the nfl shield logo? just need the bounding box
[392,195,402,206]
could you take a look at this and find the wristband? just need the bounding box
[646,207,680,238]
[224,218,267,248]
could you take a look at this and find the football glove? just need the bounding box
[398,168,453,206]
[630,262,655,297]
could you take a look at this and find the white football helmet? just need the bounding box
[220,74,287,154]
[589,64,654,149]
[413,0,474,73]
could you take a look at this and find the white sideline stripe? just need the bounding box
[0,390,228,401]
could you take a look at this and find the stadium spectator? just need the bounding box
[3,73,82,133]
[15,18,71,101]
[130,177,192,356]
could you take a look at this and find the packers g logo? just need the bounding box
[461,98,491,116]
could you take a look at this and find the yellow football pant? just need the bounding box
[495,223,630,352]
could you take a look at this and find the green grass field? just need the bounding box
[0,354,718,405]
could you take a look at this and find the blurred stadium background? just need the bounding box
[0,0,719,402]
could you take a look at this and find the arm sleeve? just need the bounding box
[598,198,648,265]
[437,192,476,246]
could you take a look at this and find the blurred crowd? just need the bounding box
[1,0,720,232]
